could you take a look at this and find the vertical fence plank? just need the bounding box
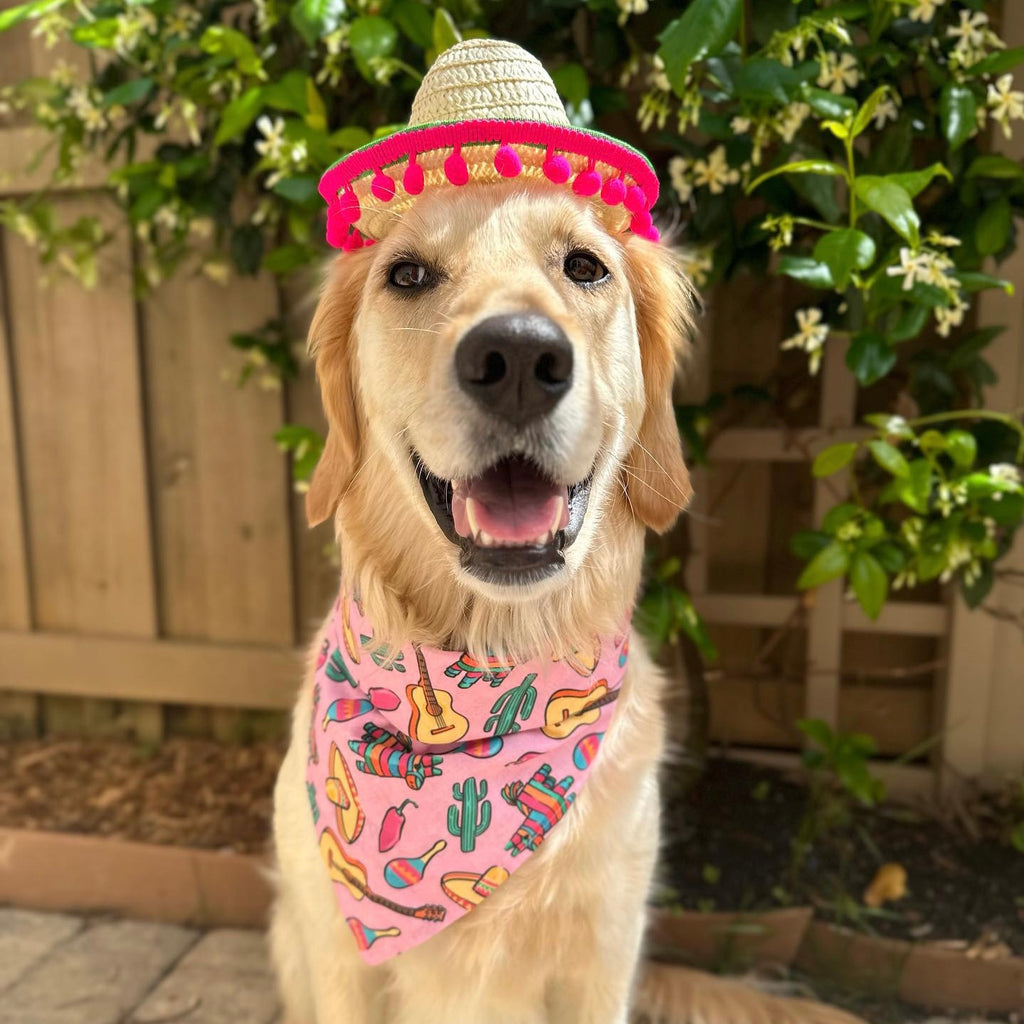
[141,271,294,647]
[0,228,38,737]
[804,337,857,726]
[939,0,1024,783]
[3,198,160,737]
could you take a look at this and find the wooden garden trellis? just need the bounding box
[0,7,1022,789]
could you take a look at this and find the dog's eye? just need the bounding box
[388,261,434,290]
[564,250,608,285]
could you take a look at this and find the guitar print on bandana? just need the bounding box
[307,593,629,964]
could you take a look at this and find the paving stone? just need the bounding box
[129,929,279,1024]
[0,909,84,991]
[0,919,197,1024]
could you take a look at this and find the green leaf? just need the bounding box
[797,541,850,590]
[963,46,1024,78]
[872,541,905,574]
[791,530,832,560]
[200,26,263,76]
[213,87,263,146]
[432,8,461,53]
[103,77,154,108]
[657,0,742,95]
[945,430,977,469]
[305,78,327,132]
[0,0,60,33]
[350,16,398,63]
[778,256,834,289]
[801,86,857,119]
[960,561,993,609]
[231,225,264,276]
[272,175,319,204]
[798,718,836,750]
[868,439,909,478]
[328,126,371,152]
[674,590,719,663]
[882,458,932,512]
[850,550,888,619]
[264,244,313,274]
[851,85,892,138]
[954,271,1014,295]
[854,176,919,245]
[846,330,896,386]
[966,154,1024,180]
[262,72,308,115]
[747,159,847,193]
[71,17,118,47]
[813,228,875,290]
[889,304,929,343]
[551,63,589,108]
[813,442,859,478]
[884,162,952,199]
[822,502,861,535]
[975,198,1012,256]
[392,0,434,49]
[939,83,978,152]
[289,0,347,46]
[730,58,815,104]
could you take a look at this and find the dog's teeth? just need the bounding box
[466,498,481,540]
[550,497,565,533]
[478,530,495,547]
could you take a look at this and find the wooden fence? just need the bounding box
[1,9,1022,791]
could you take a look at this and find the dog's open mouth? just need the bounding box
[415,454,593,584]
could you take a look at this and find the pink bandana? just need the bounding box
[305,592,629,963]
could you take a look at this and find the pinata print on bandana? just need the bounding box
[306,592,628,964]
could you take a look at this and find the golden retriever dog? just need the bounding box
[270,182,860,1024]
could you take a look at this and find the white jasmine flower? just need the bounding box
[817,52,860,95]
[255,115,286,161]
[871,96,900,130]
[781,307,829,375]
[934,294,968,338]
[731,116,751,135]
[925,230,960,248]
[908,0,944,23]
[692,146,740,195]
[987,74,1024,139]
[680,248,714,289]
[990,463,1022,486]
[775,102,811,143]
[668,156,693,203]
[637,90,670,132]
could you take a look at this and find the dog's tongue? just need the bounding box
[452,458,570,546]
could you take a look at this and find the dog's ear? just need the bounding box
[622,239,696,533]
[306,249,374,527]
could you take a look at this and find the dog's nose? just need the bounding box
[455,313,573,427]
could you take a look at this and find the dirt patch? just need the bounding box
[0,737,282,853]
[662,758,1024,957]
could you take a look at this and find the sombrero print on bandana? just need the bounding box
[306,593,629,963]
[318,38,661,252]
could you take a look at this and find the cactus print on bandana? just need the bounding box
[306,592,628,964]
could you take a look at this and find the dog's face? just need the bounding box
[307,185,691,606]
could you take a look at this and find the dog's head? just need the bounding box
[306,185,692,632]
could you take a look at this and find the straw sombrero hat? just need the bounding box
[318,38,661,251]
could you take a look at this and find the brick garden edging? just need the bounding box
[648,907,1024,1014]
[0,828,272,928]
[1,829,1020,1013]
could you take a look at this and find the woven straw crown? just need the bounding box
[318,39,660,251]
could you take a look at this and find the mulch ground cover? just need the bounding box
[662,757,1024,957]
[0,737,282,853]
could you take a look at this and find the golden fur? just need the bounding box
[270,185,861,1024]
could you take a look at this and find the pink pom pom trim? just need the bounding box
[318,121,663,251]
[629,209,653,235]
[341,230,364,252]
[601,176,626,206]
[572,159,601,197]
[403,155,424,195]
[444,144,469,186]
[624,185,647,214]
[325,208,347,249]
[640,225,660,242]
[542,147,572,184]
[371,171,395,202]
[494,144,522,178]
